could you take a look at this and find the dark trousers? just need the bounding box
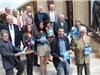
[34,54,38,65]
[6,62,24,75]
[77,63,90,75]
[26,53,34,75]
[34,44,38,65]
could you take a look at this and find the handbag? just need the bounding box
[71,27,79,38]
[82,37,92,55]
[83,45,92,55]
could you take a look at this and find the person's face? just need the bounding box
[26,18,32,25]
[75,21,80,27]
[60,16,64,22]
[7,17,13,24]
[58,29,64,37]
[26,6,32,12]
[27,25,32,32]
[39,22,44,29]
[50,4,55,11]
[2,33,9,42]
[38,6,43,12]
[5,8,11,14]
[13,11,18,16]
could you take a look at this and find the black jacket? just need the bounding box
[51,36,70,67]
[1,24,22,47]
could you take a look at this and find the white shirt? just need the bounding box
[60,21,64,26]
[9,24,15,46]
[49,11,55,22]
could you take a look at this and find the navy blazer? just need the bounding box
[34,12,49,27]
[51,36,70,67]
[1,24,21,47]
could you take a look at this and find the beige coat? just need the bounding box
[73,35,91,64]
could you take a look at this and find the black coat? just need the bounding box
[0,39,21,70]
[51,36,70,68]
[1,24,22,47]
[34,12,49,27]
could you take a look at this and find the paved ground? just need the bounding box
[0,53,100,75]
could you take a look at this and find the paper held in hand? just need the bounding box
[15,50,34,57]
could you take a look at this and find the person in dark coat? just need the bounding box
[34,5,49,28]
[1,15,22,48]
[0,29,24,75]
[92,1,100,33]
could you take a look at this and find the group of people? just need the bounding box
[0,3,91,75]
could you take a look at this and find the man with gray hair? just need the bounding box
[0,29,24,75]
[72,24,91,75]
[54,14,70,37]
[22,5,34,25]
[1,15,22,48]
[34,5,49,28]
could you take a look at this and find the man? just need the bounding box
[34,5,49,27]
[54,14,70,37]
[1,15,21,48]
[22,5,34,25]
[72,26,91,75]
[0,7,11,24]
[12,9,23,30]
[71,19,82,38]
[0,30,24,75]
[51,28,71,75]
[92,1,100,34]
[48,4,59,28]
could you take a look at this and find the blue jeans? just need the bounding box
[57,61,70,75]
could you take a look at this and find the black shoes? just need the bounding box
[34,64,40,67]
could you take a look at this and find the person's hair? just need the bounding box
[25,17,32,21]
[37,21,46,32]
[0,30,9,38]
[25,24,32,32]
[58,27,64,31]
[6,15,13,20]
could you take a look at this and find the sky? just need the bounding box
[0,0,28,10]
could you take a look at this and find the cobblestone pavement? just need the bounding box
[0,53,100,75]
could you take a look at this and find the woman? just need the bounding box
[22,24,35,75]
[37,22,50,75]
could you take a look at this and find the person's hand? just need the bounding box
[59,57,64,62]
[76,46,81,51]
[20,51,26,55]
[68,50,73,54]
[15,52,23,57]
[37,39,40,42]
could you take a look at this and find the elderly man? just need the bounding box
[34,5,49,27]
[1,15,21,48]
[72,25,91,75]
[54,14,70,37]
[0,30,24,75]
[22,5,34,25]
[48,4,59,28]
